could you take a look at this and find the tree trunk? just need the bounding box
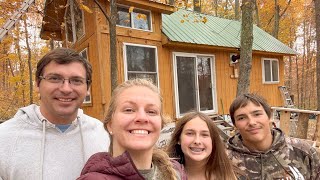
[110,0,118,92]
[315,0,320,110]
[194,0,201,12]
[236,0,254,96]
[272,0,280,38]
[23,17,33,104]
[235,0,240,20]
[254,0,260,26]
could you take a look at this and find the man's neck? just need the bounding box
[39,107,76,125]
[243,132,273,152]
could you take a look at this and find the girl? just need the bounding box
[167,112,245,180]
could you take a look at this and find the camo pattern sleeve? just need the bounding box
[226,128,320,180]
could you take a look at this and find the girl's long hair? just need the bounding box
[167,111,237,180]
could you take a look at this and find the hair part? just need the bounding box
[229,93,272,125]
[35,47,92,89]
[166,111,237,180]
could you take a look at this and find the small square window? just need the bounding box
[117,5,151,31]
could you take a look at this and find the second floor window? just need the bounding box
[117,6,151,31]
[65,0,84,45]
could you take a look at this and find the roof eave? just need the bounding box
[117,0,176,14]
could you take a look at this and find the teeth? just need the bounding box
[130,130,149,134]
[58,98,72,102]
[190,147,204,152]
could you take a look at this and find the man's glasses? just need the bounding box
[39,75,89,86]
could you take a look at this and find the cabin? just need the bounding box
[41,0,296,121]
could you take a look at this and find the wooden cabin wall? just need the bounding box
[61,0,287,120]
[161,47,286,117]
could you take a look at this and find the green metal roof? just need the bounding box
[162,9,297,55]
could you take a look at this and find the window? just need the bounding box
[65,0,85,45]
[79,48,91,104]
[262,58,279,83]
[117,5,151,31]
[124,43,158,85]
[173,52,217,117]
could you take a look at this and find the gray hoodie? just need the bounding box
[0,104,110,180]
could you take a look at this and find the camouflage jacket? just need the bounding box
[226,128,320,180]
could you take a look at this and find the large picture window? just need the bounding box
[117,5,151,31]
[124,43,158,85]
[65,0,85,45]
[262,58,279,83]
[79,48,91,104]
[173,52,217,117]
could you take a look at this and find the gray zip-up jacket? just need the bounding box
[226,128,320,180]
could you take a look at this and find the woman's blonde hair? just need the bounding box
[104,78,177,180]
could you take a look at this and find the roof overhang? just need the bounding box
[40,0,67,40]
[117,0,176,14]
[162,35,297,56]
[162,36,296,57]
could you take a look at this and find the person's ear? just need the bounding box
[107,122,113,135]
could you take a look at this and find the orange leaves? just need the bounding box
[76,0,92,13]
[180,12,208,24]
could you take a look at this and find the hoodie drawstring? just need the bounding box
[78,117,86,164]
[38,117,86,180]
[40,119,47,180]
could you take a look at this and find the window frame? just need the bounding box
[116,4,153,32]
[79,48,92,105]
[172,52,218,118]
[123,43,159,87]
[64,0,85,46]
[262,58,280,84]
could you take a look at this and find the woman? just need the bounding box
[78,79,186,180]
[167,112,245,180]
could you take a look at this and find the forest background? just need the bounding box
[0,0,318,120]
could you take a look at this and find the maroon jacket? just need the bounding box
[77,151,187,180]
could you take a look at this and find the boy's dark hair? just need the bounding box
[36,48,92,89]
[229,93,272,125]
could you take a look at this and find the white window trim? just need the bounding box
[64,0,86,46]
[172,52,218,118]
[262,58,280,84]
[116,4,153,32]
[123,43,159,88]
[79,48,92,104]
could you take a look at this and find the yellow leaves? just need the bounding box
[79,4,92,13]
[202,16,208,24]
[180,13,208,24]
[129,6,134,13]
[137,13,147,21]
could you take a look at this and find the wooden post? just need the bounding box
[280,111,290,135]
[296,113,309,139]
[314,115,320,141]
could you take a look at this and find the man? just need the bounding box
[227,93,320,180]
[0,48,110,180]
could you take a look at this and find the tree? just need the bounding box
[93,0,118,93]
[236,0,254,96]
[315,0,320,110]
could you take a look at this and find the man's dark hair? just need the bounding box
[229,93,272,125]
[36,48,92,89]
